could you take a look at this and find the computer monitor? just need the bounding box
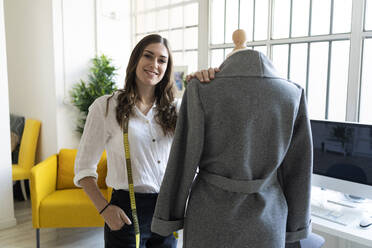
[311,119,372,200]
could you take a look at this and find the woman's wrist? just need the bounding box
[99,202,111,215]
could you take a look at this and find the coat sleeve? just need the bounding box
[151,81,205,236]
[278,89,313,243]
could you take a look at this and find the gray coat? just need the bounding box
[151,49,313,248]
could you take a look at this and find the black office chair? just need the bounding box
[286,233,325,248]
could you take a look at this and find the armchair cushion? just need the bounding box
[56,149,107,190]
[39,188,108,227]
[31,151,110,229]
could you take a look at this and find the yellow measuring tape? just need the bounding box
[123,117,178,248]
[123,118,140,248]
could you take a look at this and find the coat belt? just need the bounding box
[197,170,277,194]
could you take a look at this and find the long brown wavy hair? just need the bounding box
[106,34,177,136]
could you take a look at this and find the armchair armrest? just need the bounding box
[30,154,57,228]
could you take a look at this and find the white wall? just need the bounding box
[54,0,97,151]
[97,0,132,87]
[0,0,16,230]
[5,0,131,161]
[4,0,58,161]
[55,0,132,150]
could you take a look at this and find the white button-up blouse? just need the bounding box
[73,92,182,193]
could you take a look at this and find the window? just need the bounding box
[360,38,372,123]
[365,0,372,31]
[209,0,372,124]
[210,0,269,67]
[132,0,199,73]
[360,0,372,123]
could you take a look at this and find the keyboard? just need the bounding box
[311,205,357,226]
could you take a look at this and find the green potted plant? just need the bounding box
[70,54,118,134]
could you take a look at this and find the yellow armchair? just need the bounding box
[12,119,41,200]
[30,149,111,248]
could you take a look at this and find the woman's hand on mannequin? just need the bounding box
[186,67,220,83]
[101,204,132,231]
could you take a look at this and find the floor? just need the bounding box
[0,200,183,248]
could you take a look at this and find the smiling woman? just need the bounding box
[73,32,218,248]
[73,34,179,248]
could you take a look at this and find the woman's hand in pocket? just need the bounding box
[101,204,132,231]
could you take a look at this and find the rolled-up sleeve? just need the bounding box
[74,98,106,187]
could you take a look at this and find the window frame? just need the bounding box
[131,0,371,123]
[208,0,370,123]
[131,0,200,72]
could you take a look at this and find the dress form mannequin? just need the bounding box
[226,29,248,58]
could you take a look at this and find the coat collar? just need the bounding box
[216,49,282,79]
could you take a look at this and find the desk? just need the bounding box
[311,187,372,248]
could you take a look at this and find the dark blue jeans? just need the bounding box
[104,189,177,248]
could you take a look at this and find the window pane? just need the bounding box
[225,48,233,59]
[145,11,156,32]
[290,43,308,90]
[157,9,169,31]
[136,14,145,33]
[169,29,183,51]
[170,6,183,29]
[185,3,198,27]
[253,46,267,56]
[184,27,198,50]
[311,0,331,35]
[272,0,291,39]
[292,0,310,37]
[328,40,349,121]
[333,0,352,33]
[171,0,183,3]
[272,44,289,79]
[184,51,198,73]
[136,0,145,12]
[308,42,329,119]
[366,0,372,30]
[360,39,372,123]
[211,49,224,68]
[157,0,169,8]
[211,0,225,44]
[159,31,169,40]
[144,0,156,10]
[172,52,183,66]
[254,0,269,40]
[225,0,239,43]
[240,0,254,42]
[136,34,145,44]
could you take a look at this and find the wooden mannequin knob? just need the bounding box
[232,29,247,51]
